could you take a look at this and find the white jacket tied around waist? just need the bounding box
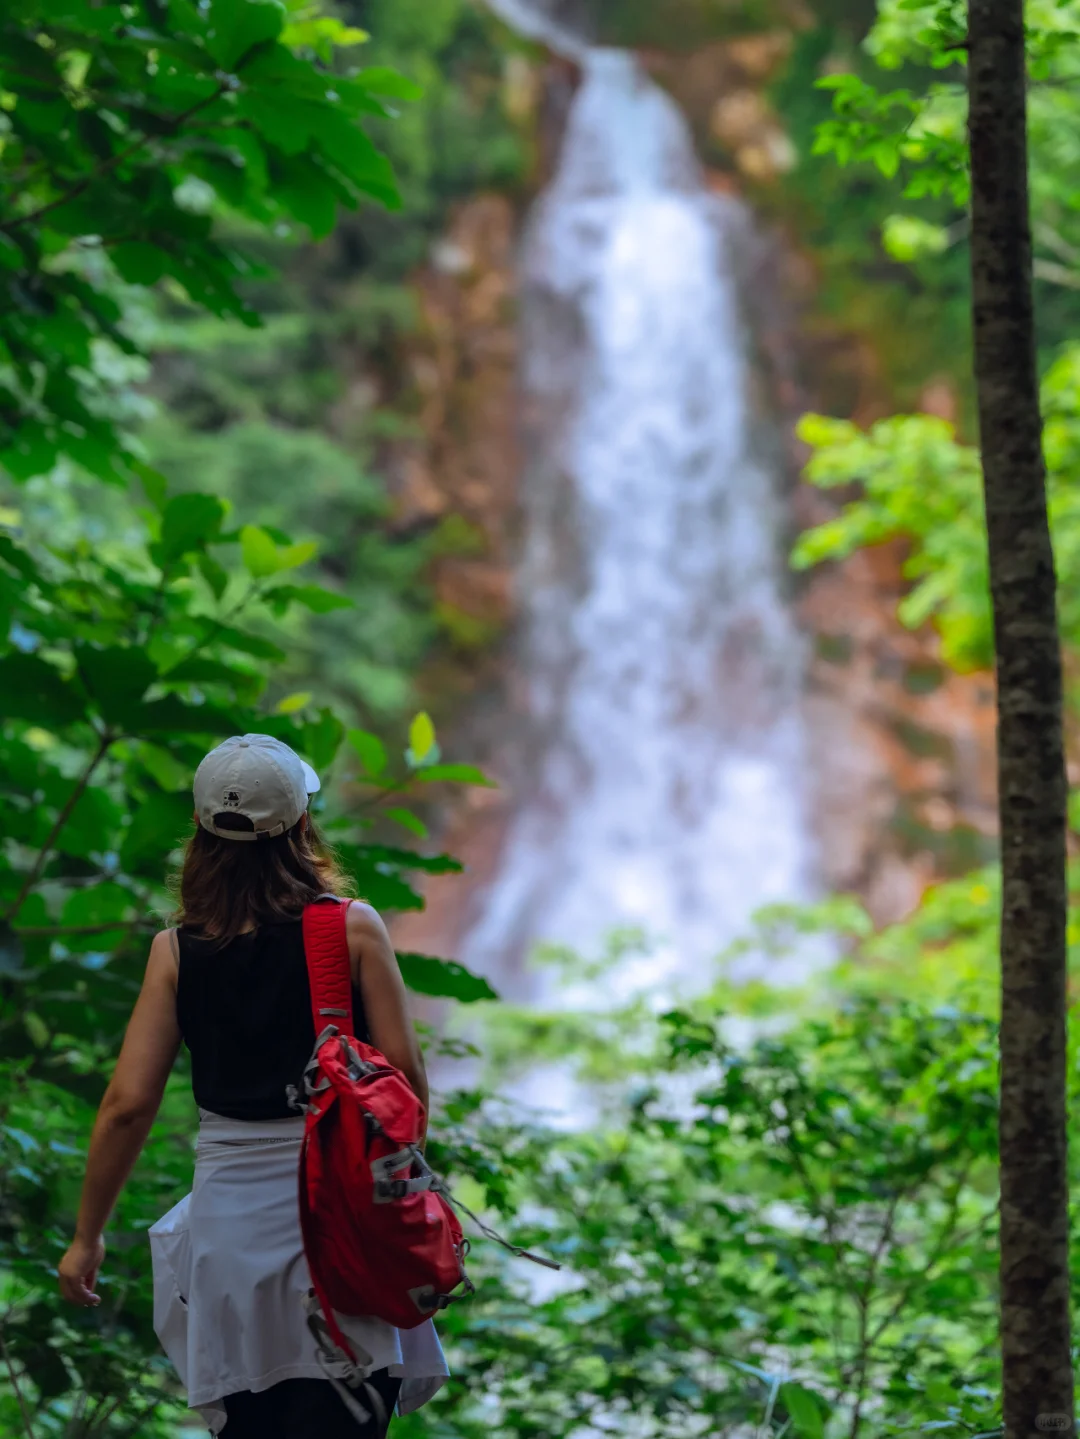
[149,1109,449,1435]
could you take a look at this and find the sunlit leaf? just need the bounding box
[276,691,312,714]
[240,523,282,578]
[407,711,436,766]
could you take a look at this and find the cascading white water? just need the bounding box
[463,20,822,1007]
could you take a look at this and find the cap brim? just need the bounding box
[301,759,321,795]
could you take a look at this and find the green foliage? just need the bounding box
[1,1068,195,1437]
[352,0,531,267]
[792,341,1080,676]
[0,3,503,1428]
[0,482,496,1432]
[411,981,1007,1439]
[763,21,972,412]
[0,0,407,493]
[806,0,1080,351]
[793,410,989,668]
[131,0,534,724]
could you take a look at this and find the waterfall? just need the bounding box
[464,18,822,1007]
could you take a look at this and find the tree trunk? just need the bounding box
[967,0,1074,1432]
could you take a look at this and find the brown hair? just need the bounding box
[173,814,355,945]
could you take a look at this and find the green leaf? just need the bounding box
[199,550,230,600]
[240,523,282,577]
[24,1011,49,1048]
[165,656,250,688]
[276,540,318,570]
[111,241,171,286]
[60,882,134,952]
[0,234,24,270]
[407,711,436,766]
[384,807,428,838]
[217,627,288,662]
[355,66,423,101]
[396,952,497,1003]
[134,695,246,736]
[415,762,497,787]
[271,155,342,238]
[780,1383,828,1439]
[0,653,86,728]
[357,844,462,876]
[287,583,353,614]
[348,728,388,777]
[120,790,195,872]
[135,742,191,792]
[160,492,227,564]
[291,707,344,772]
[275,691,312,714]
[207,0,284,70]
[240,525,316,577]
[75,644,157,724]
[281,14,368,53]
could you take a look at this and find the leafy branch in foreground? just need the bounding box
[0,0,416,489]
[810,0,1080,288]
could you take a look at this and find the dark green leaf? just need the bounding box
[284,583,353,614]
[207,0,284,70]
[396,952,497,1003]
[120,790,194,871]
[0,653,86,728]
[198,550,230,599]
[74,645,156,727]
[160,492,228,564]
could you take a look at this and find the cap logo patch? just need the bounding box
[222,790,242,808]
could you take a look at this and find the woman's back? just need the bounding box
[177,920,369,1122]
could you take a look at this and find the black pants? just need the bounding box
[221,1370,402,1439]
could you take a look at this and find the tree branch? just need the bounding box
[1,81,230,235]
[4,732,114,925]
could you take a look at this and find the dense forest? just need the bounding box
[3,0,1080,1435]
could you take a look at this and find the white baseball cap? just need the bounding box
[193,733,321,842]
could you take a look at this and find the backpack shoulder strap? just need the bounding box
[302,898,355,1035]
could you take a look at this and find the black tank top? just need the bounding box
[176,919,370,1121]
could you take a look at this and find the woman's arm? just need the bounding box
[58,930,182,1307]
[346,901,430,1124]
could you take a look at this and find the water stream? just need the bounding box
[464,9,822,1010]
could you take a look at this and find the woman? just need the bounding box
[57,733,449,1437]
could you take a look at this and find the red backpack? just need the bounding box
[291,898,557,1402]
[292,899,468,1351]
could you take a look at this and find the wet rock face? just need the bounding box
[798,536,998,926]
[386,194,522,679]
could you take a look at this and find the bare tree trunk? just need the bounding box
[967,0,1074,1432]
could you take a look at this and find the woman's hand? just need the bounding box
[58,1234,105,1307]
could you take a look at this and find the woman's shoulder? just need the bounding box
[344,899,384,930]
